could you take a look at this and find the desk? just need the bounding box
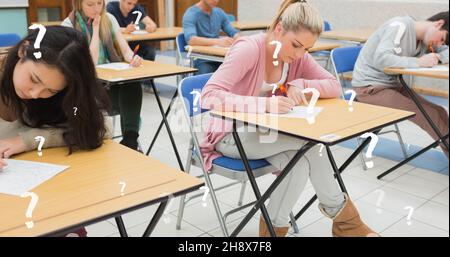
[97,61,197,172]
[212,99,414,236]
[378,66,449,179]
[0,46,10,55]
[0,141,203,236]
[188,42,341,63]
[231,21,269,31]
[122,27,182,42]
[33,21,61,26]
[321,28,375,44]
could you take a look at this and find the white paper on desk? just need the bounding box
[131,30,148,35]
[96,62,131,71]
[267,106,323,119]
[0,159,69,196]
[404,66,449,72]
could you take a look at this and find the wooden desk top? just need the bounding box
[231,21,270,31]
[189,42,340,58]
[123,27,182,42]
[211,99,414,145]
[96,60,197,84]
[0,140,203,236]
[384,65,449,80]
[321,28,375,43]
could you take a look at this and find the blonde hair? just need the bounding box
[72,0,123,61]
[269,0,323,35]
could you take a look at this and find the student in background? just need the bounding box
[0,26,111,236]
[62,0,144,151]
[183,0,240,74]
[352,11,449,156]
[106,0,157,88]
[200,0,377,237]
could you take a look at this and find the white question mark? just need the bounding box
[269,40,282,66]
[404,206,414,226]
[73,107,78,116]
[200,186,210,207]
[119,181,126,196]
[359,132,379,169]
[34,136,45,157]
[190,90,201,113]
[374,189,385,214]
[345,89,357,112]
[132,11,143,30]
[28,24,46,59]
[21,192,39,229]
[271,84,278,97]
[319,144,324,157]
[301,88,320,124]
[389,21,406,54]
[159,193,175,224]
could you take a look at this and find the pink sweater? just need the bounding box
[200,33,341,171]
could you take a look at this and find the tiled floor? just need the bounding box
[86,52,449,237]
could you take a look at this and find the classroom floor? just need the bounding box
[86,52,449,237]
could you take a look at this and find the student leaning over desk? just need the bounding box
[352,11,449,156]
[199,0,378,237]
[0,26,112,236]
[62,0,144,151]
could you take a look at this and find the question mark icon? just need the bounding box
[359,132,379,169]
[28,24,46,60]
[21,192,39,229]
[271,84,278,97]
[132,11,143,30]
[374,189,385,214]
[119,181,126,196]
[190,90,201,113]
[200,186,210,207]
[345,89,357,112]
[269,40,282,66]
[34,136,45,157]
[301,88,320,124]
[404,206,414,226]
[319,144,325,157]
[159,193,175,224]
[389,21,406,54]
[73,107,78,116]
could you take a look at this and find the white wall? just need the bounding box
[238,0,449,29]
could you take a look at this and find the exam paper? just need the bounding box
[267,106,324,119]
[96,62,131,71]
[0,159,69,196]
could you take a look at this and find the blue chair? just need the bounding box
[176,33,190,67]
[176,74,299,236]
[331,46,408,169]
[0,33,21,47]
[311,21,332,67]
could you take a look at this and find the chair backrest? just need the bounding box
[323,21,331,32]
[331,46,362,74]
[176,33,187,54]
[0,33,21,47]
[179,73,213,118]
[227,14,236,22]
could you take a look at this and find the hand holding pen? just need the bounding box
[129,44,142,68]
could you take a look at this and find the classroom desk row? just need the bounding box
[187,42,342,64]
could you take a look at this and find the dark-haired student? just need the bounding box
[352,11,449,156]
[0,26,112,237]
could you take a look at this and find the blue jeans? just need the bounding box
[194,59,222,75]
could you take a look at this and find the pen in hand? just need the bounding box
[130,44,140,67]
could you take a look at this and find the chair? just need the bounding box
[330,46,409,170]
[0,33,21,47]
[176,33,190,67]
[311,21,332,68]
[176,74,299,236]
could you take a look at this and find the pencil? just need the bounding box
[428,43,435,53]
